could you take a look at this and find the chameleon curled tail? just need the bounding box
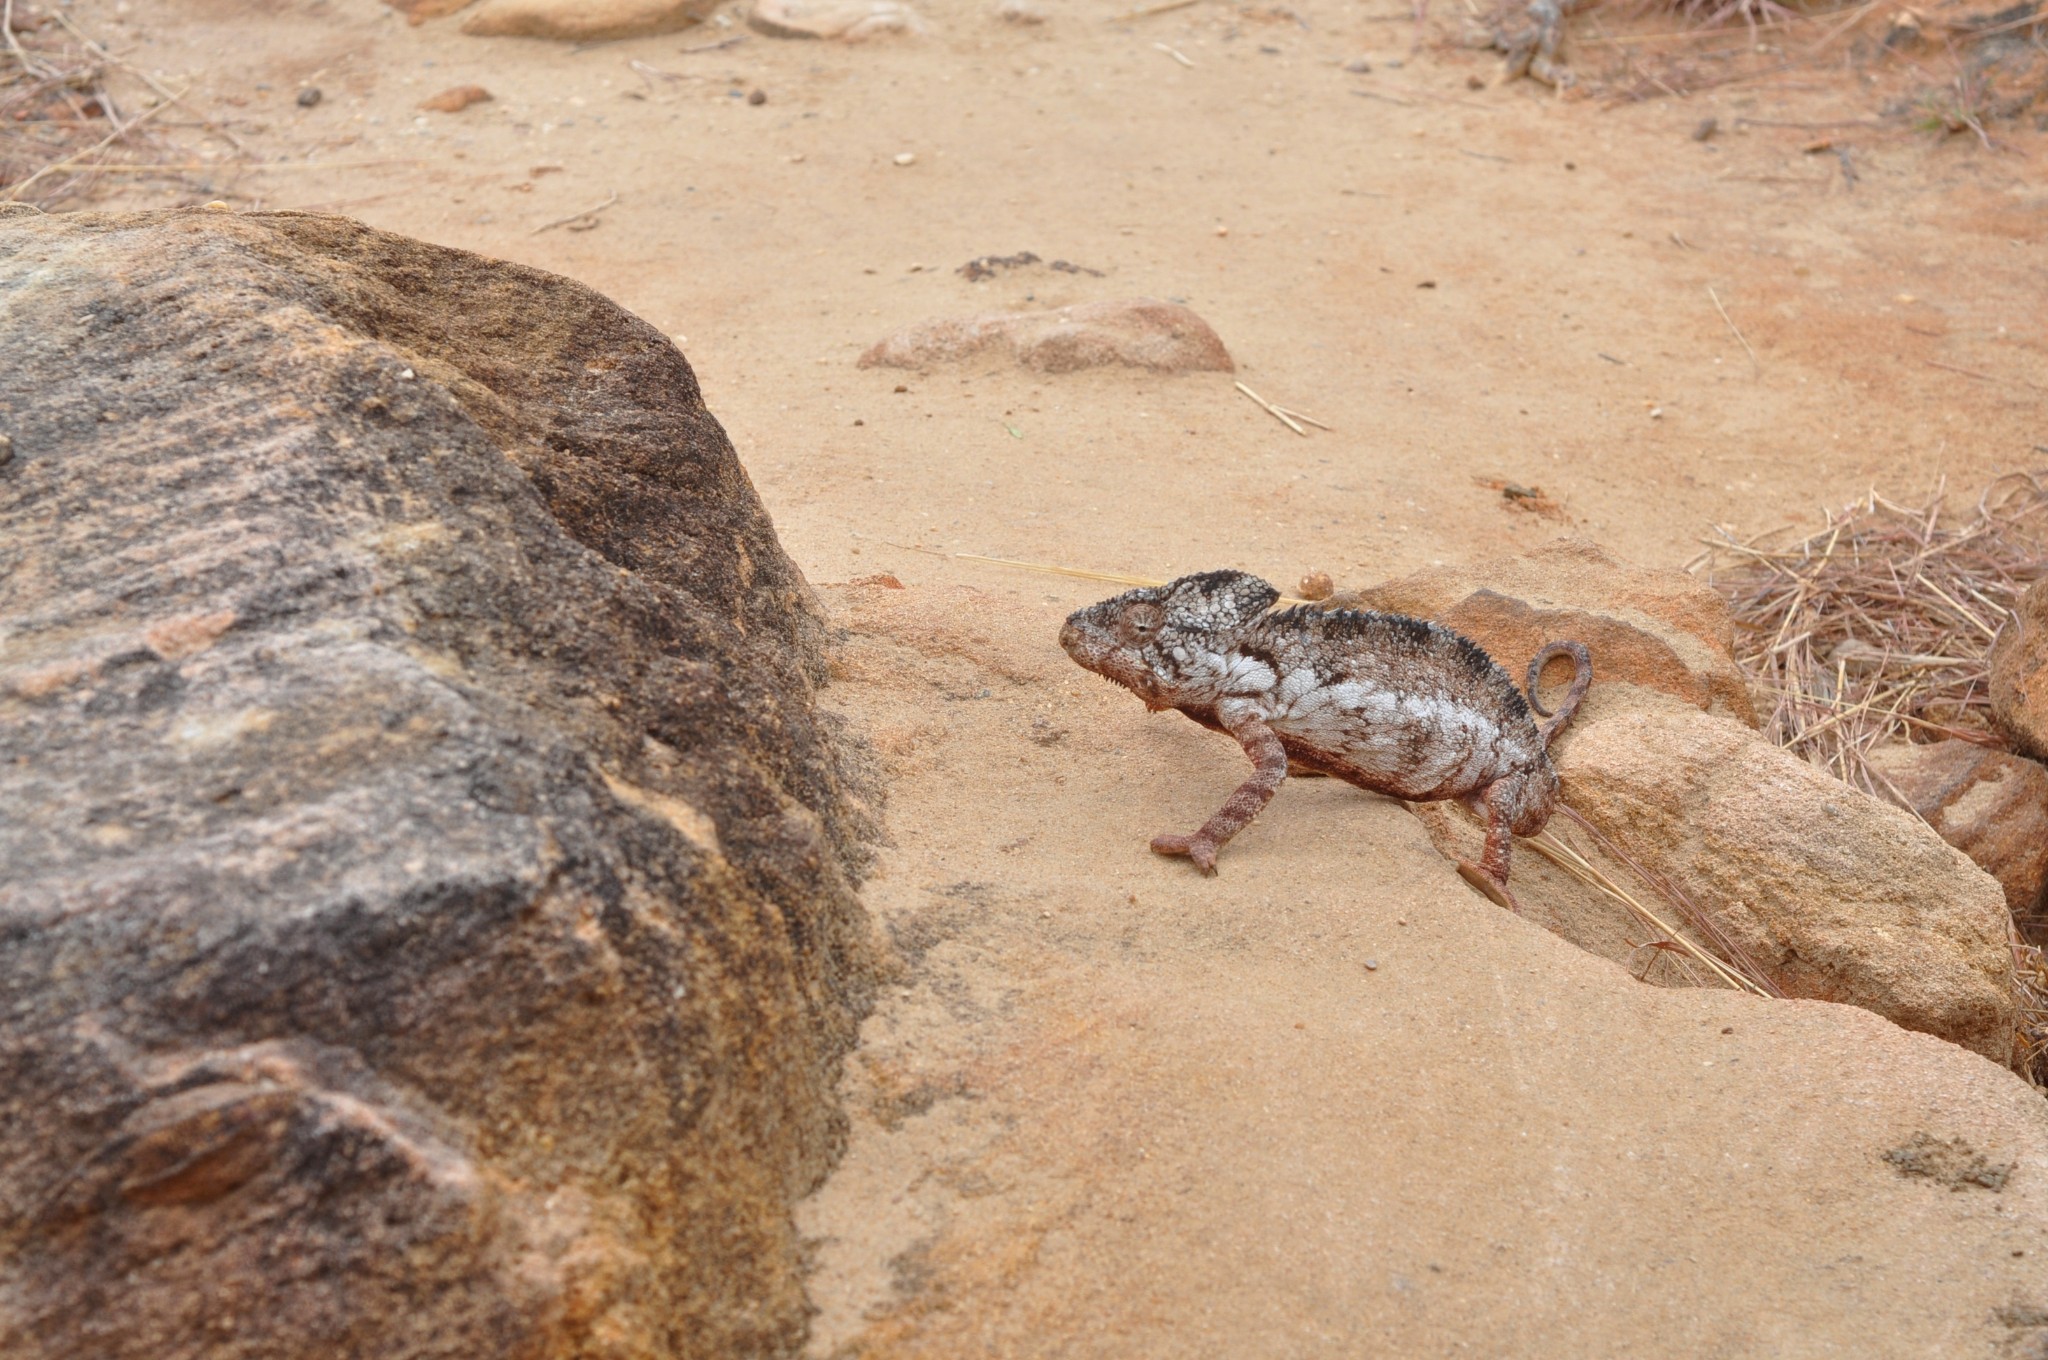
[1525,640,1593,745]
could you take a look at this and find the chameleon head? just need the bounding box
[1059,570,1281,708]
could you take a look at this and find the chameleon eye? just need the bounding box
[1119,602,1166,645]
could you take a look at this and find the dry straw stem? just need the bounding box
[1707,285,1759,371]
[1693,473,2048,807]
[1234,381,1317,436]
[531,189,618,234]
[2011,920,2048,1087]
[1534,806,1784,997]
[53,157,427,174]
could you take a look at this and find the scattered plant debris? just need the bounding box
[1474,476,1567,518]
[957,251,1105,282]
[1883,1131,2015,1190]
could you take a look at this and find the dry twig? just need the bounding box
[1707,285,1759,372]
[1234,380,1310,436]
[531,189,619,234]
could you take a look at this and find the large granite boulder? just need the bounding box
[0,205,874,1360]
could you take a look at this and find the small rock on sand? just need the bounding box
[419,84,493,112]
[463,0,718,41]
[1990,580,2048,760]
[860,298,1233,375]
[382,0,479,22]
[749,0,925,40]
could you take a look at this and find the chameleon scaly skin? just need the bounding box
[1059,569,1591,908]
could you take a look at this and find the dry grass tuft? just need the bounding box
[1694,473,2048,801]
[1696,474,2048,1085]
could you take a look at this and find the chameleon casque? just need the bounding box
[1058,570,1592,910]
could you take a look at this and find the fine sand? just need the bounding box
[55,0,2048,1351]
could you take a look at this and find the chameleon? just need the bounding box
[1058,569,1592,911]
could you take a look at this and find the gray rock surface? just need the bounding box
[0,207,874,1360]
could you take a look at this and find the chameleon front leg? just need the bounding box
[1151,714,1288,875]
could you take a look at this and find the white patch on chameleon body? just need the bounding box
[1271,665,1322,711]
[1219,652,1277,696]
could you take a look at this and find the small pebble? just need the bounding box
[0,433,13,466]
[893,151,916,166]
[1692,116,1719,142]
[1343,57,1371,73]
[1364,959,1379,971]
[748,88,767,105]
[1297,570,1334,601]
[297,86,323,108]
[419,84,493,114]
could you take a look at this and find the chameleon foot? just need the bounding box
[1150,832,1219,875]
[1456,860,1522,914]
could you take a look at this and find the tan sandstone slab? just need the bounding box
[1553,688,2015,1063]
[798,580,2048,1360]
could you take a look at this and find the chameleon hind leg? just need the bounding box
[1454,781,1523,913]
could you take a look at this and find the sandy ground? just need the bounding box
[37,0,2048,1351]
